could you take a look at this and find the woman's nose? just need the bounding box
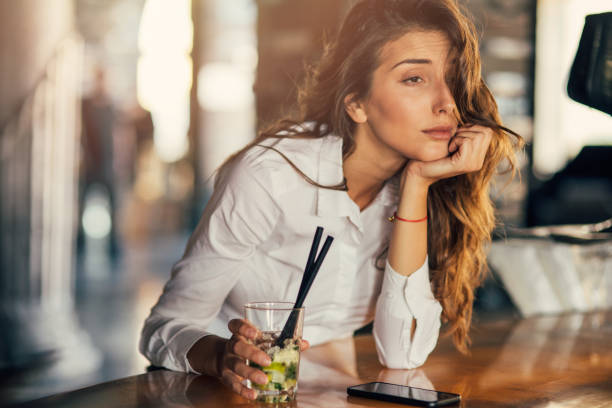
[433,83,456,115]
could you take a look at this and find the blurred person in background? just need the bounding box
[140,0,523,400]
[118,98,154,188]
[78,65,120,258]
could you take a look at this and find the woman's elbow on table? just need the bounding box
[373,301,443,369]
[139,313,208,373]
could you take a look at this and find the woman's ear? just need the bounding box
[344,93,367,123]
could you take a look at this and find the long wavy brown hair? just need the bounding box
[217,0,524,353]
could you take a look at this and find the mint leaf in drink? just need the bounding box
[286,362,297,380]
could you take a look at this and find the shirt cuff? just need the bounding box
[377,257,442,368]
[382,257,435,318]
[168,327,210,374]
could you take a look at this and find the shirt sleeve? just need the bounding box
[139,153,281,373]
[372,257,443,369]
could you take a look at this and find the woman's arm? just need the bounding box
[387,175,429,277]
[374,125,493,368]
[389,123,495,276]
[139,151,281,374]
[372,174,439,369]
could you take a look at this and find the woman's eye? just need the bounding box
[402,76,423,84]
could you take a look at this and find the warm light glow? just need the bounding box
[198,62,254,112]
[136,55,192,113]
[138,0,192,54]
[197,0,258,179]
[82,185,112,239]
[137,0,193,163]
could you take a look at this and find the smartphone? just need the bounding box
[347,382,460,407]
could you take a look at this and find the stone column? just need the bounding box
[0,1,100,374]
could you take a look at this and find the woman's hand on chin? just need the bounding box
[402,124,493,188]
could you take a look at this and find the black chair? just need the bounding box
[527,12,612,227]
[567,12,612,116]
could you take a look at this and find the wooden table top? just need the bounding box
[21,311,612,407]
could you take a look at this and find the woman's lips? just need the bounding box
[422,126,454,140]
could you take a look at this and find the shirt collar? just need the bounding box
[315,135,399,230]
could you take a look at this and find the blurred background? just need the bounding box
[0,0,610,405]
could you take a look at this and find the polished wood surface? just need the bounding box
[21,311,612,407]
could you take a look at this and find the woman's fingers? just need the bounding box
[220,367,258,400]
[222,321,312,400]
[448,135,468,154]
[413,125,493,181]
[224,354,269,385]
[448,126,492,171]
[226,335,271,367]
[448,125,479,153]
[299,339,310,351]
[222,320,290,401]
[219,337,268,400]
[448,138,459,154]
[228,319,259,340]
[450,137,478,170]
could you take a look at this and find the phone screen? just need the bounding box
[347,382,460,407]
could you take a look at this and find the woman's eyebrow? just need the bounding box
[390,58,432,70]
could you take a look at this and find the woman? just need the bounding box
[140,0,523,400]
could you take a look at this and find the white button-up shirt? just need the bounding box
[140,134,443,373]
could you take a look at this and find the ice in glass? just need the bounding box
[244,302,304,403]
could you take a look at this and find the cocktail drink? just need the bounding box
[248,332,300,402]
[244,302,304,403]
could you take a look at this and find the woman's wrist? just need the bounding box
[401,161,432,191]
[400,170,432,194]
[389,171,429,277]
[398,174,429,218]
[187,335,226,377]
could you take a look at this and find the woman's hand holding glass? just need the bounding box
[218,319,310,400]
[217,319,270,400]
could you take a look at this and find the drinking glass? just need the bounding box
[244,302,304,403]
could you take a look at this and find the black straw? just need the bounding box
[294,226,323,300]
[294,235,333,308]
[275,227,333,346]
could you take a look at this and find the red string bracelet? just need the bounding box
[387,212,428,223]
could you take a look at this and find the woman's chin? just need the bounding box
[417,149,450,163]
[398,143,450,162]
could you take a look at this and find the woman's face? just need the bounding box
[355,30,458,163]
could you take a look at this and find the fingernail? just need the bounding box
[263,356,271,366]
[258,374,268,384]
